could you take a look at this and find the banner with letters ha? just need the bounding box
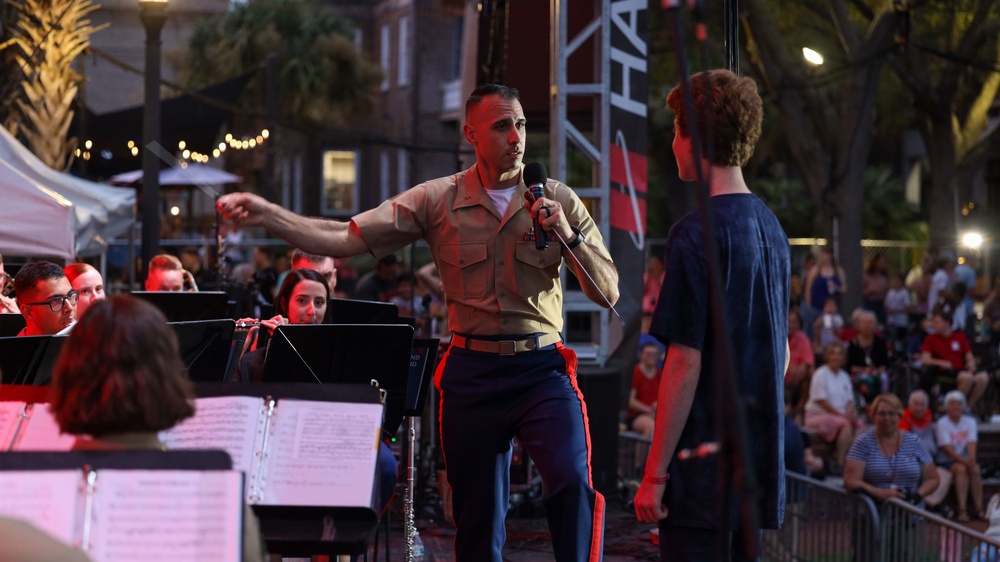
[609,0,648,349]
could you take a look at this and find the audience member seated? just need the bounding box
[812,296,844,357]
[627,343,663,438]
[785,393,824,477]
[145,254,185,292]
[49,295,266,561]
[353,254,400,302]
[250,247,278,303]
[805,341,865,474]
[846,310,889,406]
[13,261,77,336]
[180,246,216,291]
[935,390,984,522]
[920,304,989,411]
[899,389,953,516]
[64,263,105,319]
[884,273,911,344]
[234,268,328,383]
[387,272,425,320]
[844,393,938,507]
[786,308,815,416]
[0,252,19,315]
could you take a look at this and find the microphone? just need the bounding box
[524,162,548,250]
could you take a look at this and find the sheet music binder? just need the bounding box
[1,401,76,452]
[178,383,385,557]
[0,450,242,562]
[161,383,384,508]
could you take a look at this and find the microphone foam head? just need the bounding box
[523,162,547,191]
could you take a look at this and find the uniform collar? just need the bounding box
[454,162,528,213]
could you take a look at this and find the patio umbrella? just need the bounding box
[110,162,241,186]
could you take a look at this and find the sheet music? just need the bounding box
[160,395,265,474]
[0,401,26,450]
[0,470,81,543]
[261,400,382,506]
[13,403,76,451]
[88,470,242,562]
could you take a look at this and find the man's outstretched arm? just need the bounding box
[217,192,370,259]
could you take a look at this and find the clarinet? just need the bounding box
[405,418,418,561]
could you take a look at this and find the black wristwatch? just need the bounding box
[567,226,585,250]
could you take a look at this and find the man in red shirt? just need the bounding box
[920,305,989,410]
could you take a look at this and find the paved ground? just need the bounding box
[379,496,660,561]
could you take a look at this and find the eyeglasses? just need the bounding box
[23,290,79,312]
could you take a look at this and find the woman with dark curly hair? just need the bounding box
[51,295,194,445]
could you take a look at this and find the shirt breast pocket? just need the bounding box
[514,241,562,271]
[438,243,489,300]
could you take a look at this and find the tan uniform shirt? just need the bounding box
[352,163,612,336]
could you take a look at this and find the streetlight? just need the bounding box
[139,0,168,282]
[962,231,983,250]
[802,47,824,66]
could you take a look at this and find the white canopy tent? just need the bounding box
[0,126,136,261]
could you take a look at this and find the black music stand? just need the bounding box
[169,319,238,383]
[404,338,439,416]
[0,314,26,337]
[132,291,230,322]
[0,335,67,385]
[191,382,383,557]
[0,449,234,471]
[326,298,399,324]
[260,324,413,438]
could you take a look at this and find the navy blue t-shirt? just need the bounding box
[649,193,790,530]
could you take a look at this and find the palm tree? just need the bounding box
[1,0,105,171]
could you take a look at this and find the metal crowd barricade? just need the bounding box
[879,498,1000,562]
[763,472,1000,562]
[617,430,651,503]
[763,472,881,562]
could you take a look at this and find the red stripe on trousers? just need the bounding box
[555,342,605,562]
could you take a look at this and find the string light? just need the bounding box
[77,127,271,163]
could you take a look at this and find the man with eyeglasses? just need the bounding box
[13,261,77,336]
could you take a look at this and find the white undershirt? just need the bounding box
[485,186,517,215]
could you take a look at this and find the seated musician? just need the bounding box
[13,261,77,336]
[49,295,266,562]
[233,268,328,383]
[291,249,337,294]
[64,263,105,319]
[234,269,398,515]
[144,253,188,292]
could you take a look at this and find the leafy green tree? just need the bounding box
[738,0,901,309]
[179,0,381,126]
[885,0,1000,249]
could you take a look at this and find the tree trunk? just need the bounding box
[923,108,958,250]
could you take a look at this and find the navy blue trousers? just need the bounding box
[435,342,604,562]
